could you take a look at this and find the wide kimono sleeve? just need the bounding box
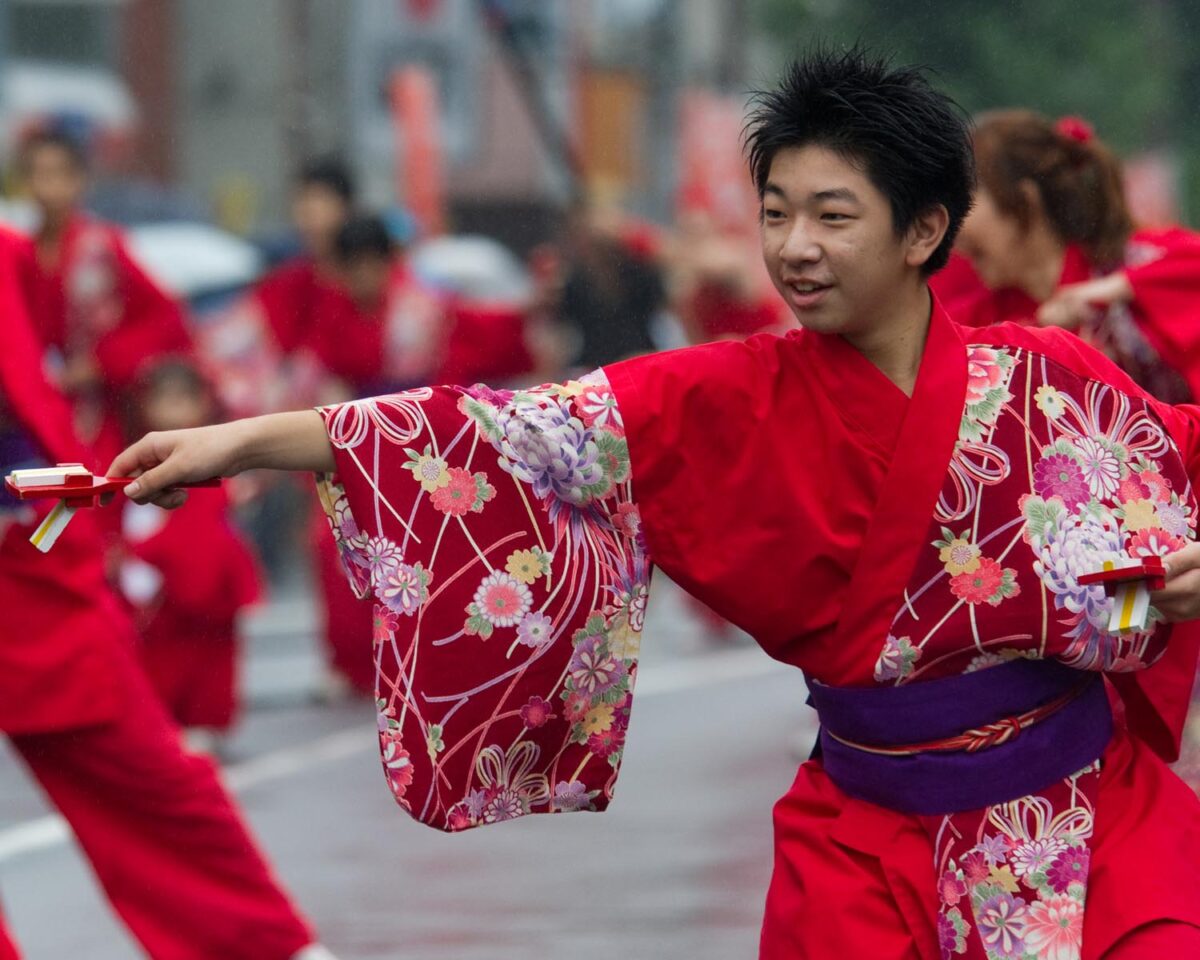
[979,322,1200,761]
[314,374,650,831]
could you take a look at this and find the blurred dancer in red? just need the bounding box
[253,158,358,355]
[120,359,262,753]
[20,130,192,469]
[0,228,336,960]
[934,111,1200,404]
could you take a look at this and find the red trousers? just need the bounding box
[0,645,312,960]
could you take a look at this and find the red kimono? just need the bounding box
[26,214,192,466]
[0,227,123,733]
[253,256,350,356]
[122,486,262,730]
[0,227,313,959]
[934,228,1200,403]
[316,297,1200,958]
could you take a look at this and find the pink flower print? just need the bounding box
[975,892,1029,959]
[950,558,1003,605]
[377,562,431,617]
[1074,436,1123,500]
[1022,895,1083,960]
[563,693,590,725]
[1008,837,1066,878]
[520,695,555,729]
[1033,454,1090,510]
[481,787,524,823]
[1154,501,1191,538]
[938,870,968,907]
[568,636,625,696]
[430,467,478,516]
[976,834,1010,866]
[372,603,400,647]
[472,571,532,628]
[965,346,1006,404]
[446,804,473,831]
[962,851,991,884]
[1127,527,1187,559]
[615,501,642,539]
[587,724,626,759]
[552,780,596,812]
[380,733,414,801]
[874,635,920,682]
[516,612,554,648]
[1045,846,1090,893]
[577,384,623,433]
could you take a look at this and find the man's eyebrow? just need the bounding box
[811,187,860,203]
[762,183,788,200]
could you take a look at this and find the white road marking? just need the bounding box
[0,648,794,864]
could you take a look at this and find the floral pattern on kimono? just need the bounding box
[874,344,1197,960]
[316,371,650,831]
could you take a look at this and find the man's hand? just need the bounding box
[108,410,335,508]
[1151,542,1200,622]
[108,422,247,509]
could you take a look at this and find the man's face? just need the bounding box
[24,145,86,219]
[292,184,349,257]
[760,144,914,337]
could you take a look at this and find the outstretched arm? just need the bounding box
[109,410,335,508]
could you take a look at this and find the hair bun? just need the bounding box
[1055,116,1094,145]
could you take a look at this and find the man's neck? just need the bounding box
[844,283,933,398]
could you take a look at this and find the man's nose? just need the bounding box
[779,223,821,265]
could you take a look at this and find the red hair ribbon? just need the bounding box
[1055,115,1094,145]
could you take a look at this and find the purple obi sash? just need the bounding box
[807,658,1113,815]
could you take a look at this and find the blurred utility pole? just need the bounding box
[283,0,313,175]
[478,0,584,205]
[646,0,682,222]
[717,0,748,92]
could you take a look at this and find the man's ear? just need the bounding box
[905,204,950,270]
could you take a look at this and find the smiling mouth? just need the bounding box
[786,281,833,300]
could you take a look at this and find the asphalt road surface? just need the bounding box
[0,580,816,959]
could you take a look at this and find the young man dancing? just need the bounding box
[112,49,1200,958]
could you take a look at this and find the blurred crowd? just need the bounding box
[1,124,794,755]
[4,108,1200,794]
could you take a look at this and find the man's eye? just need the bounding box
[821,212,851,222]
[762,208,786,221]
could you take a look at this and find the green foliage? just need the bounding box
[752,0,1200,221]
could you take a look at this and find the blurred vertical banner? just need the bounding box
[391,65,446,238]
[676,91,757,234]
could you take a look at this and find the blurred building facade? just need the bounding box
[0,0,759,250]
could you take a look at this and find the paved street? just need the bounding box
[0,580,815,959]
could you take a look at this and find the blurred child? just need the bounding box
[120,359,261,752]
[20,129,192,469]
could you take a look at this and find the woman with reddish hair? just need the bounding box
[936,110,1200,404]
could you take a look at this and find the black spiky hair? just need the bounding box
[744,45,975,274]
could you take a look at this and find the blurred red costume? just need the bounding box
[0,229,311,960]
[934,227,1200,402]
[24,214,193,467]
[124,486,262,731]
